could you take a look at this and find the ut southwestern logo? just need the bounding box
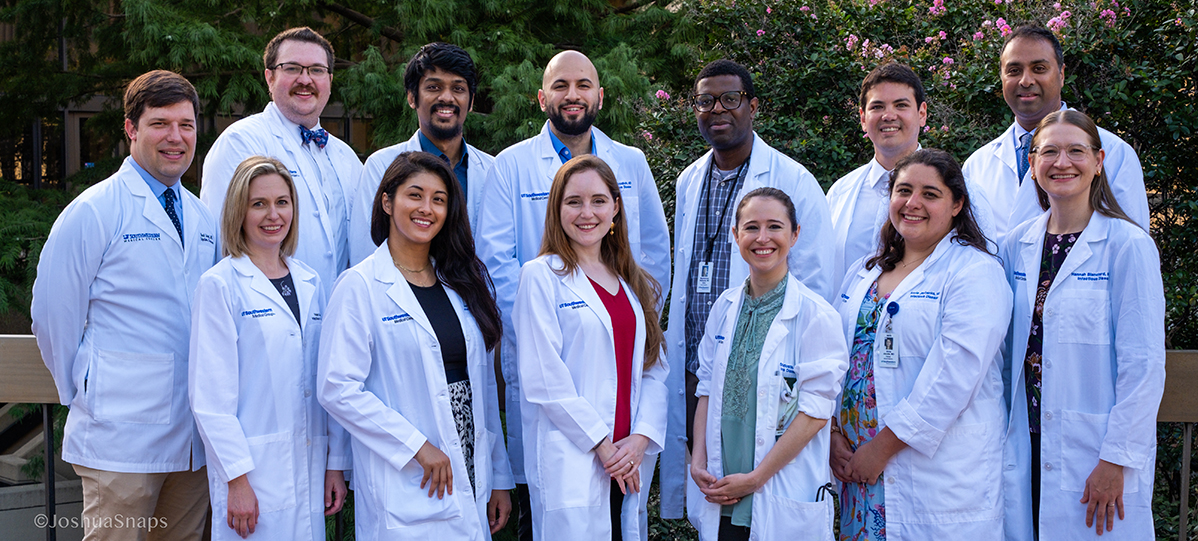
[122,233,160,243]
[383,313,413,323]
[241,308,274,318]
[558,300,587,310]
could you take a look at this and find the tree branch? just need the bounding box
[614,0,659,15]
[316,1,405,42]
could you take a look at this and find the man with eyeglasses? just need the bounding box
[202,27,362,295]
[476,49,671,541]
[348,43,494,265]
[658,58,834,521]
[962,24,1148,242]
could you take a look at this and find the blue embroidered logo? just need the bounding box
[1013,271,1027,281]
[521,191,550,201]
[240,308,274,318]
[199,232,215,245]
[618,181,633,191]
[558,300,587,310]
[1071,272,1110,281]
[382,313,413,323]
[908,290,940,300]
[715,335,726,342]
[840,293,851,301]
[122,233,161,242]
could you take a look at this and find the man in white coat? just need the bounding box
[962,24,1149,240]
[31,70,218,541]
[476,49,671,539]
[349,42,494,265]
[202,27,362,294]
[828,63,996,292]
[659,58,834,519]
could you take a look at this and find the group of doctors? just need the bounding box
[29,21,1165,541]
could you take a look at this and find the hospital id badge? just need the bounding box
[877,329,899,368]
[697,262,713,293]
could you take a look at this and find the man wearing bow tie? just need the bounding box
[202,27,363,294]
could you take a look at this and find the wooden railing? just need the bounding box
[2,335,1196,540]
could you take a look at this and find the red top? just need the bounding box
[590,277,636,442]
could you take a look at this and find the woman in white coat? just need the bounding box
[1001,110,1164,540]
[189,156,349,540]
[831,149,1011,540]
[515,155,669,541]
[317,152,513,540]
[689,188,848,541]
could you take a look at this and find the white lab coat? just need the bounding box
[31,157,218,473]
[827,157,998,293]
[189,255,352,541]
[835,234,1011,540]
[317,241,514,540]
[202,102,363,297]
[1000,212,1164,540]
[348,131,495,265]
[514,255,669,540]
[477,122,672,483]
[961,104,1149,242]
[687,275,847,541]
[660,133,834,517]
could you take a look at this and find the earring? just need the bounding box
[609,222,615,236]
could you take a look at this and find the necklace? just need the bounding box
[393,259,431,274]
[898,253,930,269]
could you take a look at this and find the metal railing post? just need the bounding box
[1181,422,1193,541]
[43,403,56,541]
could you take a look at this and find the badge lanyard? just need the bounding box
[878,301,900,368]
[696,155,751,293]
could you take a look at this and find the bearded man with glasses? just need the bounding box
[202,27,363,298]
[656,59,835,522]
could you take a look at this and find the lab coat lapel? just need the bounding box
[677,151,714,263]
[537,124,562,186]
[373,241,437,340]
[1045,213,1105,299]
[292,259,320,326]
[559,261,614,341]
[593,128,623,181]
[993,123,1020,180]
[1018,213,1052,317]
[121,164,184,251]
[232,256,300,331]
[759,275,799,366]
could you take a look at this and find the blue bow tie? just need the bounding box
[300,126,328,149]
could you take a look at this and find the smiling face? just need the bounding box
[1000,36,1065,131]
[694,74,758,154]
[408,66,471,142]
[1031,122,1104,208]
[124,100,196,185]
[539,51,603,137]
[265,40,332,129]
[889,163,963,252]
[559,168,618,256]
[860,81,927,166]
[734,196,798,279]
[382,171,449,251]
[242,172,294,257]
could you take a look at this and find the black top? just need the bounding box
[408,280,469,383]
[268,273,302,325]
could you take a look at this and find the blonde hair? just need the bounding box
[220,156,299,259]
[539,155,664,369]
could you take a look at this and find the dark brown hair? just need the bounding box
[1030,110,1136,227]
[264,27,334,71]
[123,70,199,127]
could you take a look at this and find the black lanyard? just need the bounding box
[700,154,751,262]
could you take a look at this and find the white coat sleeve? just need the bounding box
[348,154,389,267]
[313,284,353,472]
[885,259,1013,458]
[201,130,262,220]
[514,263,610,453]
[188,273,255,482]
[477,161,520,337]
[632,347,670,455]
[787,170,836,302]
[1102,232,1165,469]
[1106,144,1150,232]
[30,200,107,405]
[633,155,672,305]
[794,302,850,420]
[486,345,516,489]
[317,271,428,471]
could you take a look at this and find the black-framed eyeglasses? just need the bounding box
[692,91,749,112]
[270,62,332,78]
[1030,143,1096,162]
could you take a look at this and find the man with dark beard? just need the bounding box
[349,42,496,264]
[476,49,671,541]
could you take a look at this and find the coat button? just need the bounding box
[1044,360,1052,369]
[756,438,764,445]
[1044,462,1053,471]
[1044,411,1053,420]
[887,477,895,485]
[306,439,311,446]
[1045,309,1054,317]
[304,390,312,398]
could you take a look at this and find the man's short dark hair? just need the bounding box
[404,43,478,106]
[859,63,925,109]
[694,59,755,98]
[123,70,200,127]
[264,27,335,71]
[1003,24,1064,67]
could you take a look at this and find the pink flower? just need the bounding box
[929,0,946,16]
[1048,16,1066,31]
[756,29,765,37]
[983,20,993,26]
[943,56,954,65]
[641,131,653,141]
[950,83,957,90]
[996,18,1007,26]
[655,89,670,100]
[1100,9,1117,26]
[938,30,948,39]
[941,125,949,132]
[845,34,859,50]
[1061,10,1071,18]
[1053,2,1061,9]
[1177,18,1184,26]
[995,0,1002,4]
[926,36,935,43]
[800,5,810,11]
[923,125,931,133]
[766,7,772,13]
[973,31,985,40]
[1000,24,1012,37]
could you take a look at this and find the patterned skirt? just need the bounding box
[448,378,476,495]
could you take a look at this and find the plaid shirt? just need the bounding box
[684,163,749,374]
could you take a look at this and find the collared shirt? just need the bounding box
[418,130,471,195]
[129,158,183,235]
[291,119,348,268]
[845,158,892,272]
[548,129,596,164]
[684,163,749,374]
[1012,101,1068,151]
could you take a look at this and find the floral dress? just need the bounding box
[839,281,887,541]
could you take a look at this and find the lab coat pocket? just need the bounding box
[754,491,834,541]
[895,300,940,355]
[1058,410,1137,493]
[905,422,1001,516]
[1056,290,1111,345]
[541,430,603,511]
[93,349,174,424]
[245,432,298,513]
[384,456,462,528]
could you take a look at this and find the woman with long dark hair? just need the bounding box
[831,149,1010,540]
[514,155,668,540]
[1001,110,1164,540]
[317,151,512,539]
